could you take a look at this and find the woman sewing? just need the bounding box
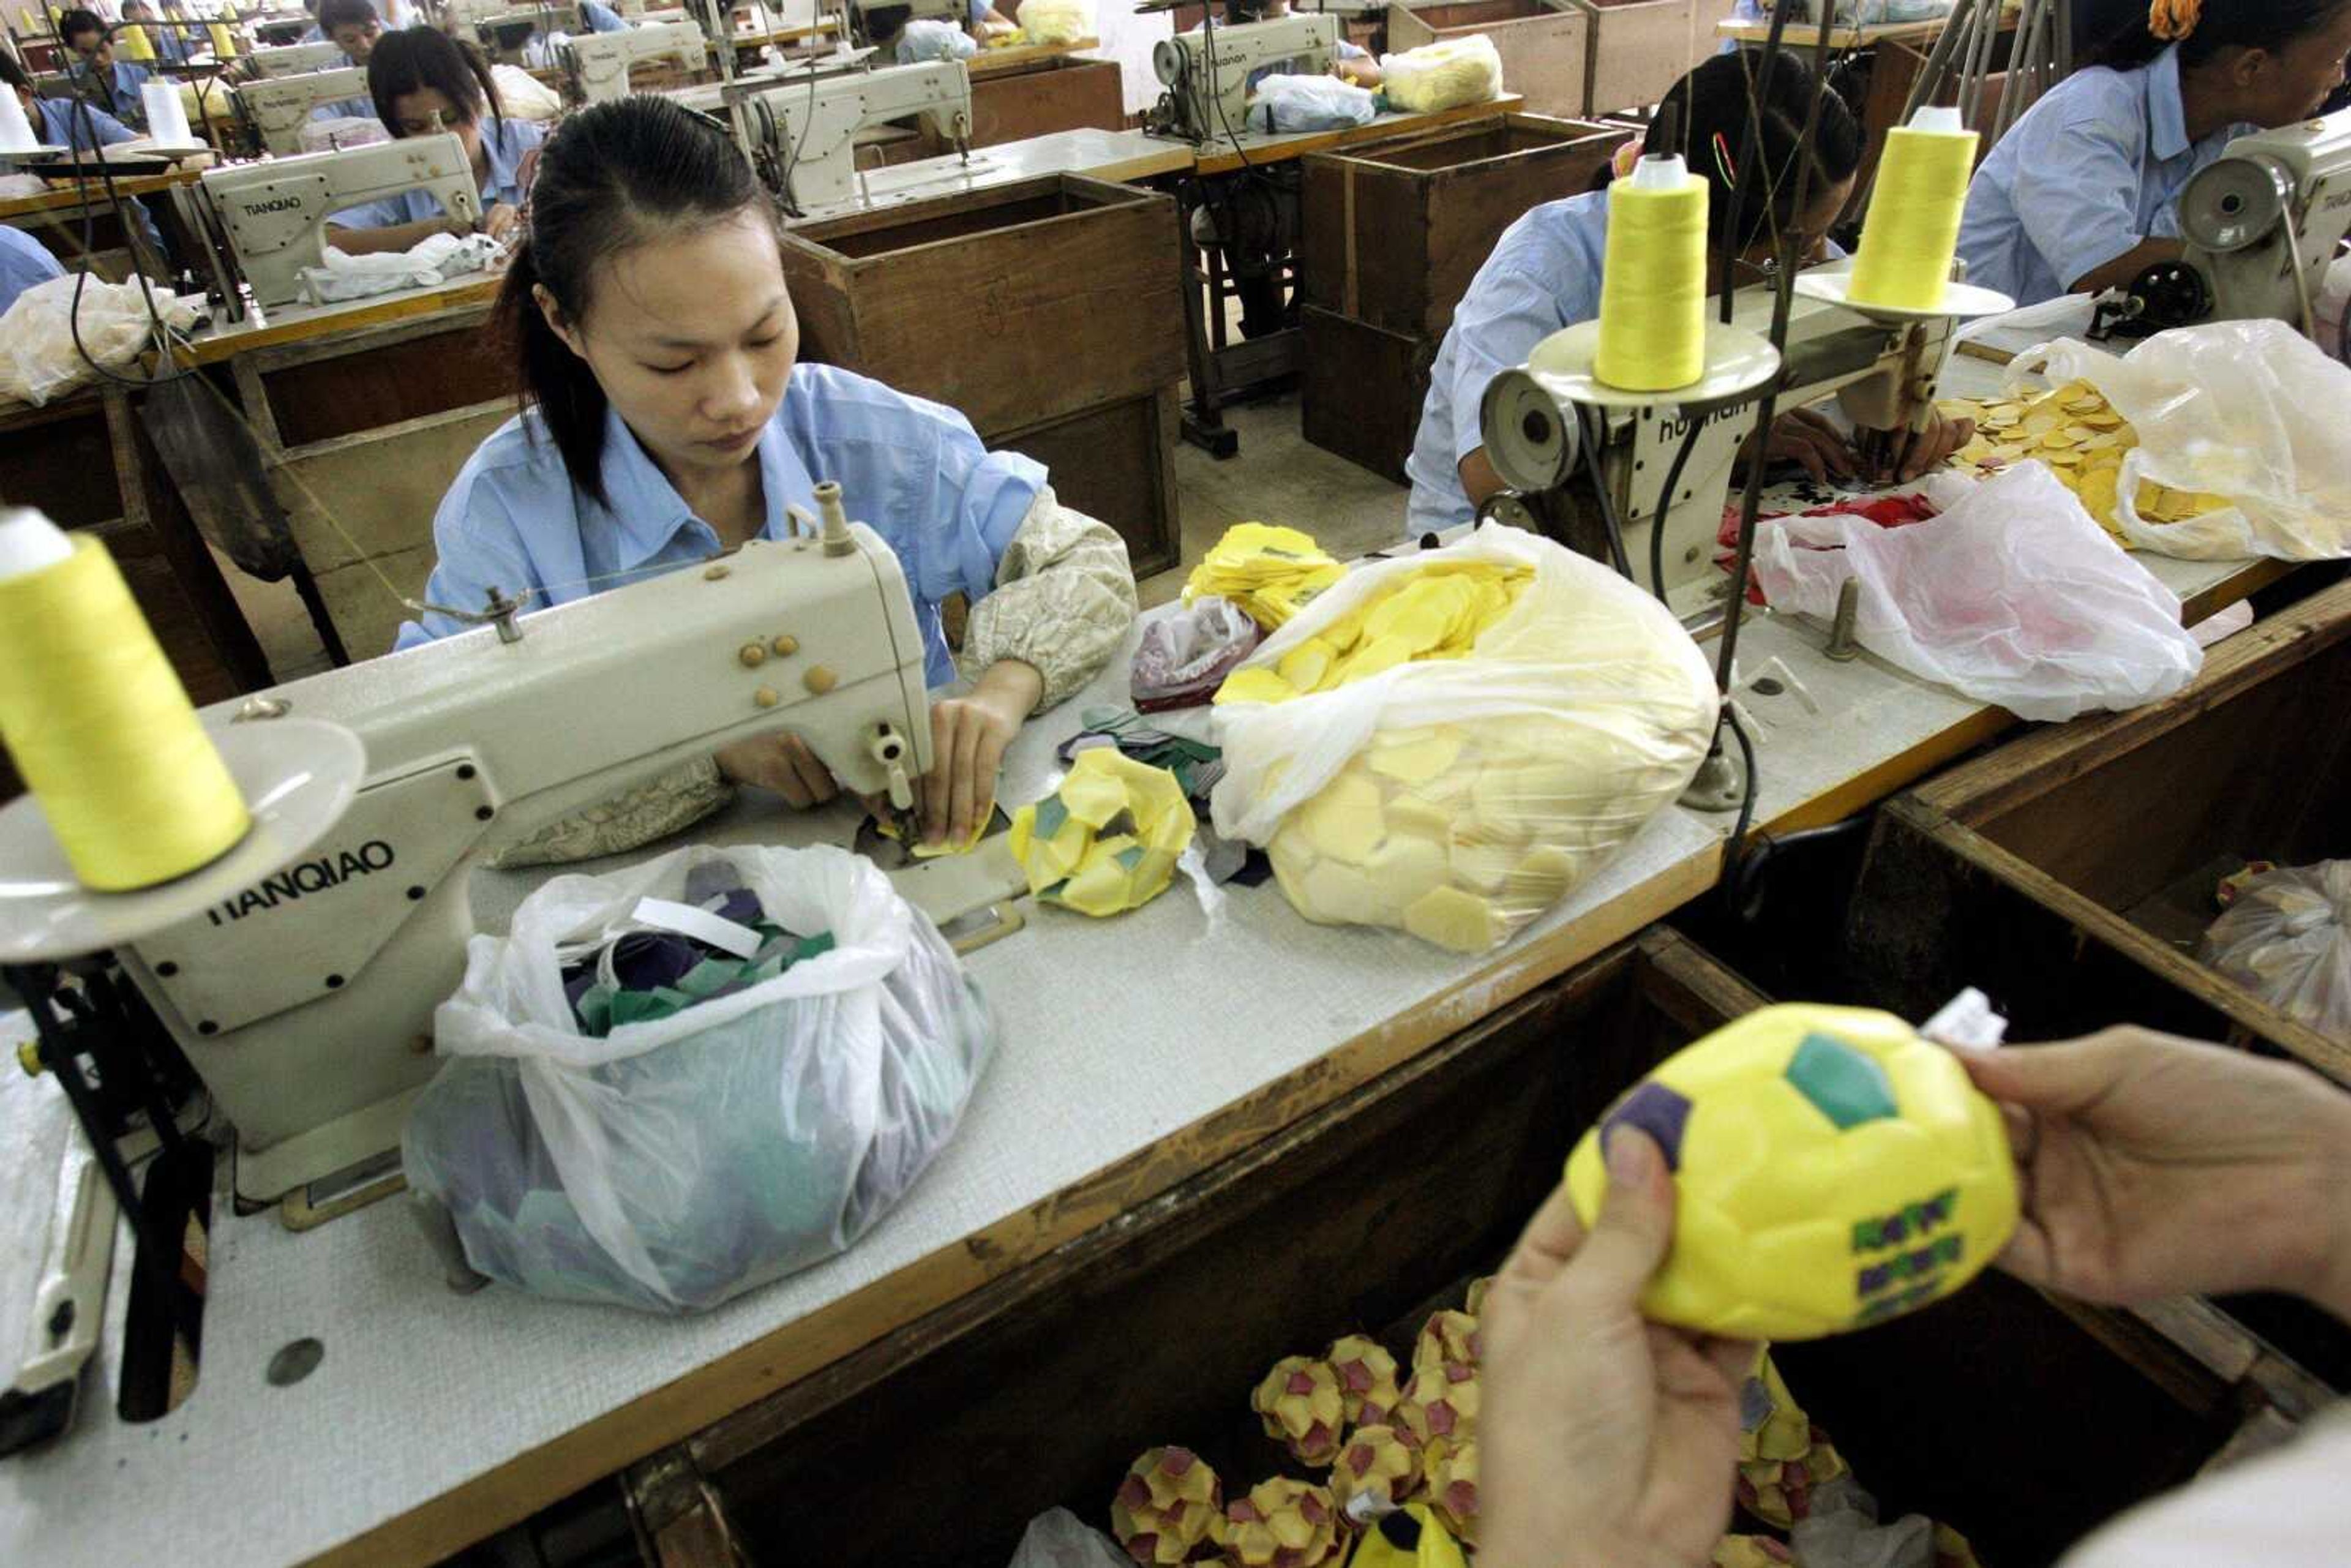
[395,96,1137,853]
[1405,54,1974,535]
[1958,0,2351,306]
[326,26,542,252]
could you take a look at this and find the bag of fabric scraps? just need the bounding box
[404,842,994,1312]
[1133,596,1264,711]
[2199,861,2351,1041]
[1379,34,1502,113]
[1210,523,1717,953]
[1250,71,1376,133]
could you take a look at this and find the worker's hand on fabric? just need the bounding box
[479,201,522,244]
[920,659,1040,847]
[1879,412,1974,483]
[1477,1128,1754,1568]
[1961,1029,2351,1321]
[1333,59,1381,88]
[1761,408,1859,485]
[714,732,840,809]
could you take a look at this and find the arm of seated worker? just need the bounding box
[2013,105,2174,300]
[1333,40,1379,87]
[2069,236,2185,299]
[1442,268,1579,517]
[327,214,472,253]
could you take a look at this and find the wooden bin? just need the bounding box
[1300,111,1625,338]
[964,56,1125,148]
[1846,575,2351,1087]
[1573,0,1714,114]
[779,174,1186,576]
[1301,304,1431,484]
[1386,0,1592,118]
[607,929,2331,1567]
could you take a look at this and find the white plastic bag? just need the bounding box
[1007,1508,1129,1568]
[899,17,978,59]
[2020,321,2351,560]
[1210,525,1718,952]
[1752,462,2202,722]
[298,113,388,153]
[1016,0,1092,45]
[1248,71,1376,133]
[2318,252,2351,362]
[403,843,995,1312]
[2199,862,2351,1041]
[0,275,201,407]
[491,63,564,121]
[301,232,503,304]
[1379,34,1502,113]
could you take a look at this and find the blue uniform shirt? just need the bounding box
[311,93,378,121]
[66,59,152,124]
[394,362,1049,682]
[330,116,544,228]
[149,19,193,65]
[1406,189,1610,534]
[0,225,66,315]
[1957,45,2250,306]
[31,94,140,150]
[585,2,628,32]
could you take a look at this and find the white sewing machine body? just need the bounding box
[1482,263,1957,617]
[114,520,934,1209]
[2176,111,2351,331]
[238,65,373,155]
[1149,12,1338,144]
[245,39,349,77]
[563,18,708,102]
[193,133,480,307]
[728,58,973,210]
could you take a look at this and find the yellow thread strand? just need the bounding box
[1847,123,1978,311]
[0,535,250,890]
[1596,170,1709,392]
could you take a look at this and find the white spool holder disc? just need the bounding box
[1524,318,1783,410]
[0,716,365,964]
[1793,271,2017,321]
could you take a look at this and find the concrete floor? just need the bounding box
[223,387,1417,683]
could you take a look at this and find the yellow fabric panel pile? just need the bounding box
[1213,561,1534,706]
[1183,523,1345,631]
[1940,378,2229,542]
[1005,748,1194,918]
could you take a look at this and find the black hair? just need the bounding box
[319,0,380,34]
[0,50,31,92]
[2098,0,2351,70]
[1646,52,1863,252]
[58,7,104,45]
[497,96,780,508]
[861,2,912,44]
[367,24,502,130]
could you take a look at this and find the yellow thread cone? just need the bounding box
[1595,154,1708,392]
[0,520,249,890]
[120,23,157,60]
[1848,111,1979,311]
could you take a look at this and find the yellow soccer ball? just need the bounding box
[1564,1005,2019,1340]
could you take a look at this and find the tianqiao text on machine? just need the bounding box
[1,485,936,1216]
[180,133,481,309]
[1147,12,1339,144]
[726,57,973,211]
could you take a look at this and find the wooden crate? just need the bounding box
[607,929,2332,1568]
[962,56,1125,148]
[1386,0,1592,118]
[1575,0,1705,114]
[1846,574,2351,1088]
[780,174,1185,440]
[994,386,1182,579]
[1299,111,1625,338]
[1300,303,1431,483]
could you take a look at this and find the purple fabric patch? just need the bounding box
[1605,1081,1693,1172]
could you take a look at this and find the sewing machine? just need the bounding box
[188,133,480,308]
[1480,263,1957,617]
[563,17,708,102]
[2098,111,2351,341]
[1147,11,1339,144]
[237,66,373,154]
[728,58,972,211]
[853,0,967,28]
[244,39,349,77]
[83,492,934,1212]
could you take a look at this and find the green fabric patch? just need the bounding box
[1784,1033,1899,1130]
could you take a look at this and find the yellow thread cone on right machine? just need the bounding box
[1595,153,1709,392]
[1848,108,1979,310]
[0,511,250,891]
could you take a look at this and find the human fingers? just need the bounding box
[1557,1128,1676,1310]
[781,733,838,805]
[1498,1179,1591,1291]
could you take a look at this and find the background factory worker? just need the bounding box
[125,1,191,66]
[397,96,1136,852]
[1406,54,1974,535]
[1208,0,1381,90]
[1474,1024,2351,1568]
[311,0,382,119]
[2,47,138,151]
[58,8,153,126]
[326,28,542,250]
[0,224,66,315]
[1959,0,2351,306]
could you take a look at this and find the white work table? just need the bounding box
[3,307,2287,1562]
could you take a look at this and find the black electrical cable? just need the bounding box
[1576,403,1633,580]
[1714,700,1761,907]
[1648,413,1707,601]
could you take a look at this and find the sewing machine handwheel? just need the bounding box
[2124,261,2215,334]
[2180,156,2292,253]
